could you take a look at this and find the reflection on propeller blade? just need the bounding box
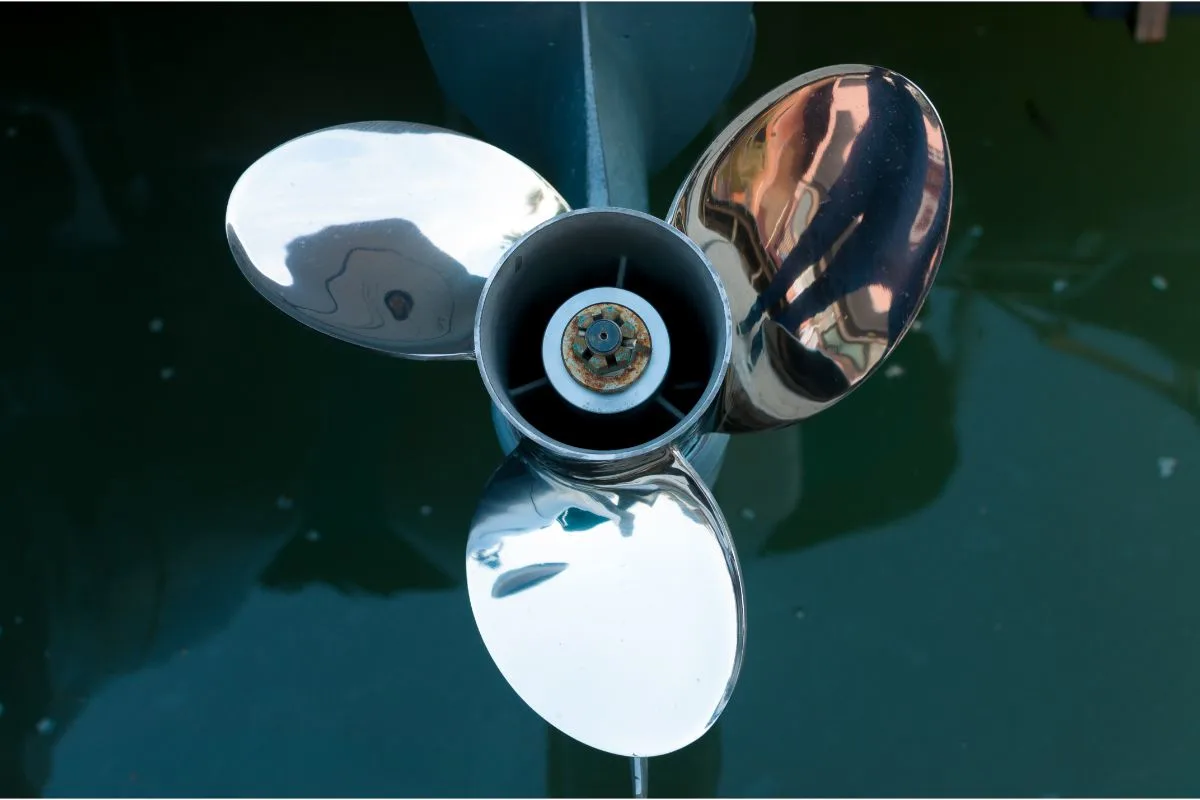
[670,65,952,432]
[226,122,569,360]
[466,446,744,758]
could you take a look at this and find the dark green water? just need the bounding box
[2,3,1198,796]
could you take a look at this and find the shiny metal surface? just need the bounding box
[465,445,745,757]
[226,121,568,360]
[477,208,731,463]
[477,209,729,465]
[670,64,952,431]
[14,4,1200,798]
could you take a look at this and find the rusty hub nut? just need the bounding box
[561,301,652,393]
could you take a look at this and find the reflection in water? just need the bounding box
[762,328,959,554]
[547,721,722,799]
[0,379,315,795]
[937,234,1200,424]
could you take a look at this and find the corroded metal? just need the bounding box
[561,302,652,393]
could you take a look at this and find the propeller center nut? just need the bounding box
[562,302,652,393]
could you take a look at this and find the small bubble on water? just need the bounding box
[968,224,984,238]
[793,607,807,620]
[276,495,294,511]
[1158,456,1177,479]
[1052,279,1069,294]
[884,364,905,379]
[148,317,164,333]
[159,366,175,381]
[13,616,22,625]
[35,718,56,736]
[911,320,924,331]
[739,507,756,521]
[305,529,321,542]
[1151,275,1168,291]
[419,505,433,517]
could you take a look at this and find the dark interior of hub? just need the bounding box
[479,213,726,452]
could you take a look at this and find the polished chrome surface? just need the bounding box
[465,445,745,757]
[477,208,732,463]
[670,64,952,431]
[226,121,568,360]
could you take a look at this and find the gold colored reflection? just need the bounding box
[671,65,952,432]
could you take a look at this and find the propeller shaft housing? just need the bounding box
[475,208,731,464]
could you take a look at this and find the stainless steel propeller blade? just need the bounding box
[226,121,568,360]
[466,444,743,758]
[670,64,952,432]
[224,62,951,770]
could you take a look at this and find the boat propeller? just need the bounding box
[225,64,951,763]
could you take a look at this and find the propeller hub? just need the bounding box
[476,207,730,458]
[562,301,652,393]
[582,316,624,357]
[541,287,670,415]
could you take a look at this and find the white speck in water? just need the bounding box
[1158,456,1177,479]
[35,718,55,736]
[419,505,433,517]
[305,529,321,542]
[884,364,905,379]
[1151,275,1168,291]
[159,366,175,381]
[276,495,294,511]
[911,320,924,331]
[1052,278,1069,294]
[968,223,984,238]
[793,607,806,620]
[739,507,756,521]
[13,616,22,625]
[148,317,164,333]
